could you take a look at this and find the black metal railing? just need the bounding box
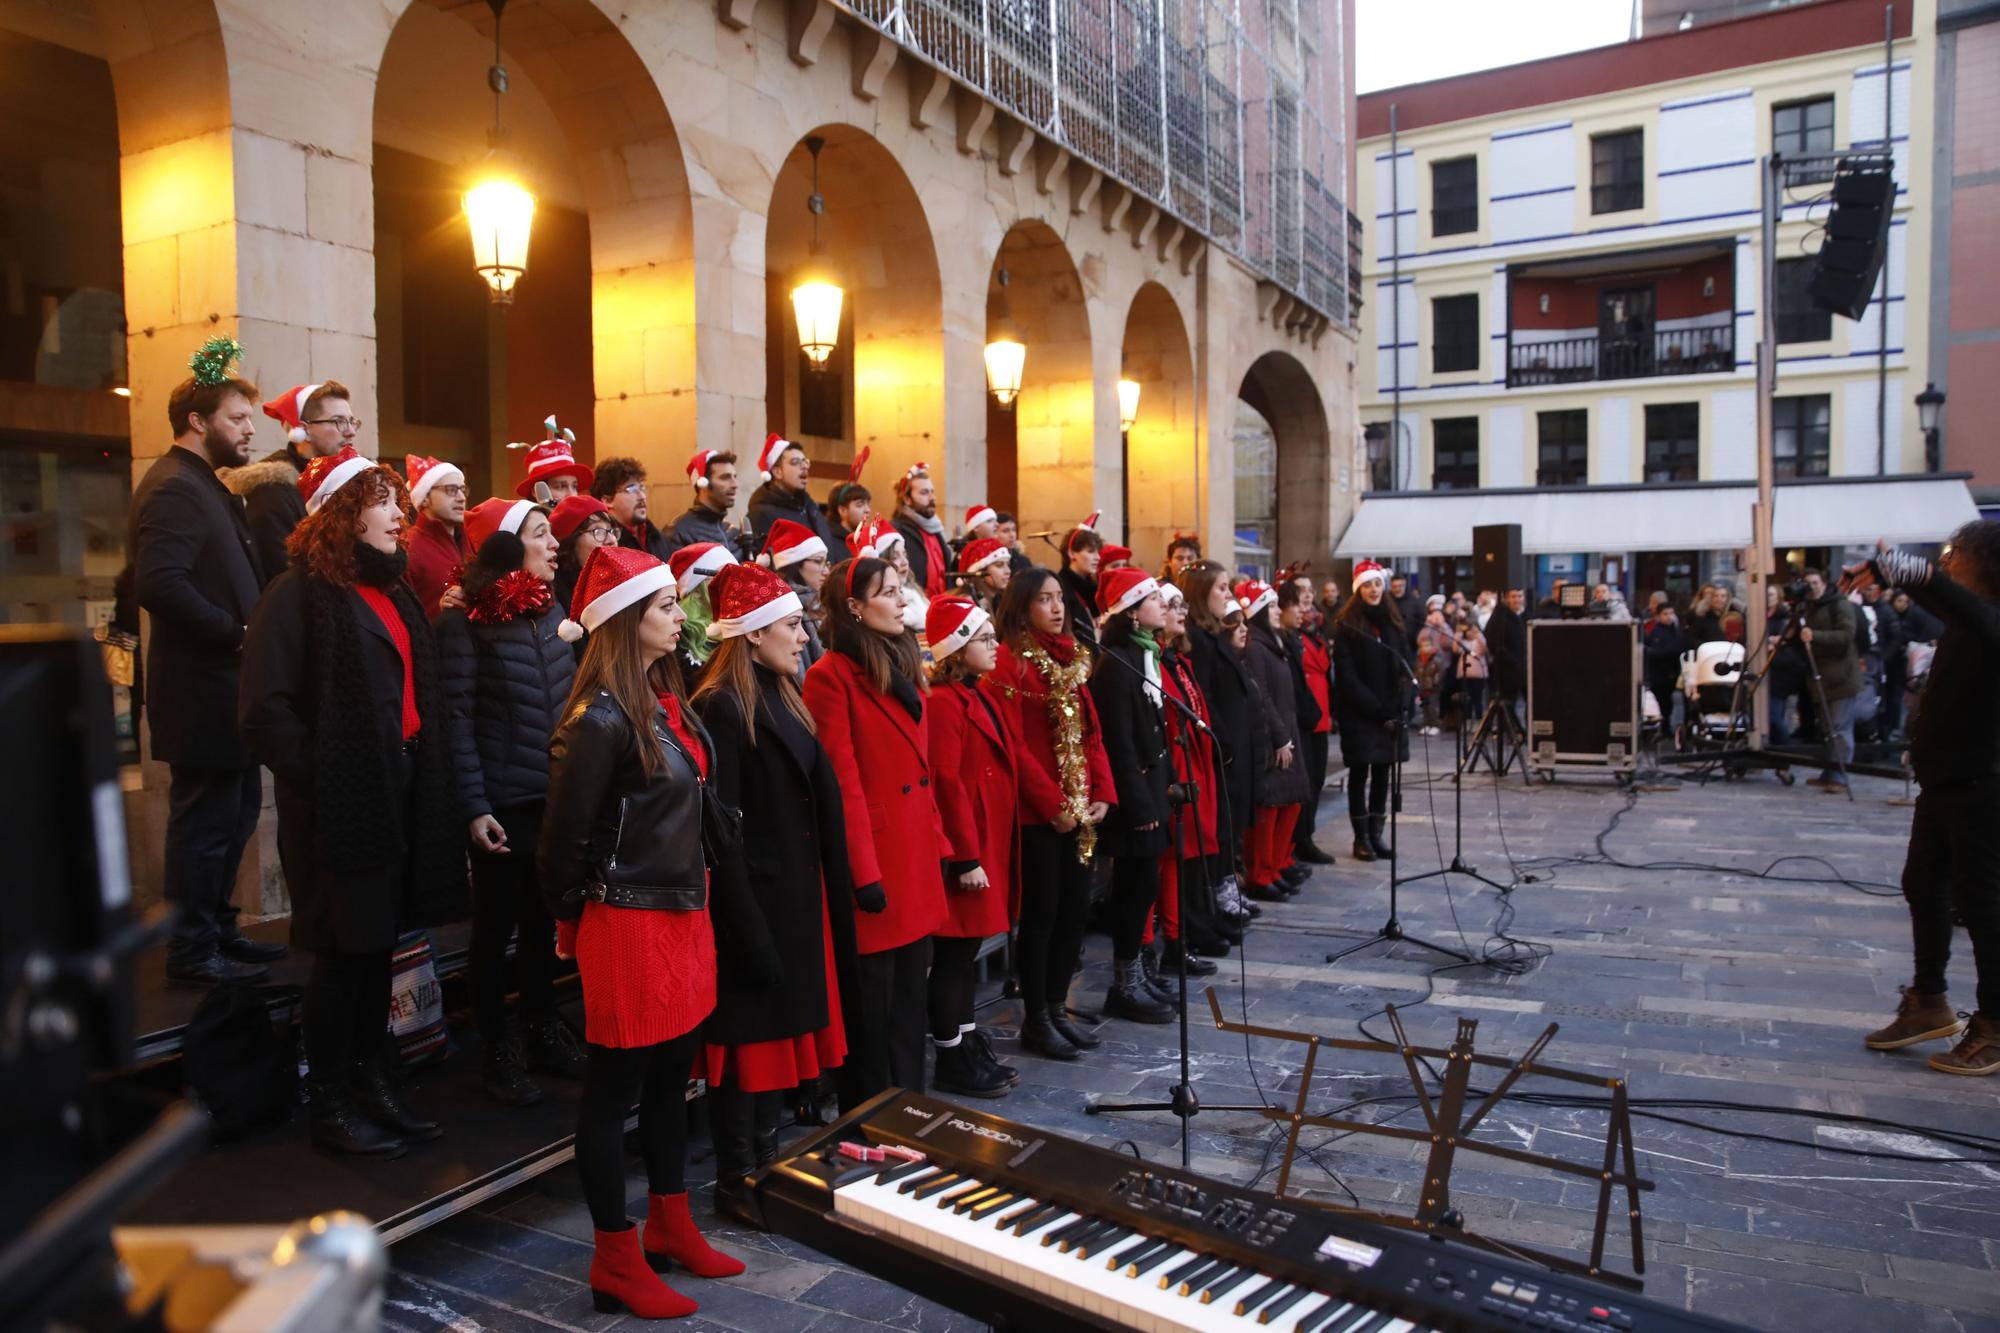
[1507,324,1735,388]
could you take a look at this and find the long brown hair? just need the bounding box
[825,557,927,696]
[286,465,410,586]
[1180,560,1232,634]
[1335,583,1401,637]
[563,589,686,777]
[691,634,816,743]
[995,566,1059,650]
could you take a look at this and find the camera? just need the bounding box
[1783,578,1811,603]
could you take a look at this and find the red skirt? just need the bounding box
[703,896,847,1093]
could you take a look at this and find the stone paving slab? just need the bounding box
[389,757,2000,1332]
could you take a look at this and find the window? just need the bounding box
[1432,294,1481,374]
[1591,130,1644,214]
[1537,410,1589,486]
[1773,97,1835,158]
[1431,157,1478,236]
[1773,395,1832,479]
[1643,403,1700,483]
[1774,256,1832,343]
[1433,417,1480,490]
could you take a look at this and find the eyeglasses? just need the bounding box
[622,482,648,495]
[579,523,619,542]
[968,631,999,648]
[432,483,466,499]
[307,416,363,433]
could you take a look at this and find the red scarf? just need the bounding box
[1032,629,1079,667]
[355,584,421,740]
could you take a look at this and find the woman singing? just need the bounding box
[1332,561,1410,862]
[1150,582,1226,975]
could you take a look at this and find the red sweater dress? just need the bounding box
[927,679,1020,936]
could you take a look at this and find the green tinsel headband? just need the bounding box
[188,335,245,387]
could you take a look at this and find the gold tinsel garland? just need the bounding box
[1016,641,1097,863]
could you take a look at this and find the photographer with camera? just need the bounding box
[1787,569,1862,791]
[1846,523,2000,1076]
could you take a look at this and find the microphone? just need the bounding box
[1020,529,1062,540]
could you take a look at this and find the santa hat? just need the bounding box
[760,518,827,570]
[465,497,538,554]
[298,447,377,515]
[262,384,322,445]
[1066,511,1101,553]
[962,502,997,532]
[549,494,609,542]
[1222,598,1244,620]
[894,461,930,499]
[1234,579,1276,619]
[706,562,802,640]
[1351,559,1388,594]
[669,541,738,596]
[1102,544,1133,565]
[957,537,1008,576]
[845,518,904,560]
[756,432,799,481]
[570,545,675,633]
[1159,581,1185,606]
[926,597,990,662]
[406,454,464,508]
[686,449,723,489]
[1098,568,1160,617]
[515,416,594,499]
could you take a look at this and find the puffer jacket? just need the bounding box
[435,599,578,817]
[1243,622,1309,806]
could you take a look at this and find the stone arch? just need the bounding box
[1120,282,1198,571]
[1236,349,1332,574]
[765,124,943,515]
[989,219,1095,545]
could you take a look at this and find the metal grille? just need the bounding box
[826,0,1354,328]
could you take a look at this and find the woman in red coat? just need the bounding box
[984,567,1114,1060]
[923,596,1019,1100]
[1145,583,1225,981]
[803,555,949,1107]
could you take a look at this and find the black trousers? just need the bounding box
[1880,656,1908,736]
[1016,824,1093,1009]
[304,948,391,1083]
[838,936,932,1109]
[163,764,261,962]
[576,1028,702,1231]
[1902,778,2000,1019]
[927,934,981,1042]
[1296,732,1329,849]
[1346,762,1391,820]
[1107,856,1160,961]
[469,801,557,1043]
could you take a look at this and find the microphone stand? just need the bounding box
[1397,707,1514,896]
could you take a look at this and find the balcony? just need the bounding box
[1508,324,1736,387]
[1504,241,1736,389]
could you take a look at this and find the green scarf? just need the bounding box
[682,585,717,666]
[1129,626,1163,705]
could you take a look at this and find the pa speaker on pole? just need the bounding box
[1472,523,1523,596]
[1808,155,1895,322]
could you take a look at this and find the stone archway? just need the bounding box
[1120,282,1198,571]
[989,220,1095,546]
[1237,349,1333,572]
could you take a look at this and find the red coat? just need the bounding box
[404,514,467,621]
[802,651,948,955]
[1161,651,1222,857]
[983,642,1115,827]
[1300,631,1334,735]
[928,680,1020,937]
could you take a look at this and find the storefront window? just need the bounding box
[1233,399,1277,578]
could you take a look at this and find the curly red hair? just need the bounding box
[284,464,412,587]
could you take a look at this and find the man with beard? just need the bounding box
[128,337,283,984]
[1058,518,1105,651]
[403,453,469,619]
[666,448,745,560]
[224,381,357,585]
[592,455,671,559]
[891,464,949,599]
[746,432,841,557]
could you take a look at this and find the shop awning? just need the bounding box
[1332,475,1980,559]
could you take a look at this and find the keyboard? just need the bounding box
[748,1089,1751,1333]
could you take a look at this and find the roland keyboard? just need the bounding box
[747,1089,1751,1333]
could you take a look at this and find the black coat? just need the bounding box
[130,447,264,769]
[1244,623,1309,805]
[1187,622,1255,835]
[745,480,840,558]
[1332,619,1411,766]
[695,667,860,1046]
[892,513,948,595]
[1282,629,1324,736]
[240,567,465,952]
[221,448,305,589]
[1088,637,1172,859]
[1640,618,1686,692]
[614,518,673,561]
[1058,566,1100,651]
[1486,605,1528,697]
[435,598,577,817]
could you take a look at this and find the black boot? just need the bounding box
[1279,864,1310,888]
[481,1033,545,1107]
[1104,959,1175,1025]
[708,1084,757,1225]
[1367,815,1392,859]
[1349,815,1377,862]
[752,1091,782,1169]
[1020,1004,1080,1061]
[965,1028,1019,1084]
[309,1081,405,1158]
[1294,842,1337,865]
[352,1059,443,1142]
[932,1038,1011,1099]
[1136,949,1179,1006]
[1164,938,1218,978]
[520,1015,589,1080]
[1048,1004,1102,1051]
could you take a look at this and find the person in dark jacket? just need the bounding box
[1388,572,1424,655]
[666,448,747,560]
[1180,562,1256,852]
[1332,562,1410,862]
[1238,581,1310,896]
[745,432,841,558]
[1866,584,1907,739]
[131,356,277,985]
[1486,587,1528,715]
[1089,569,1176,1026]
[1641,602,1688,735]
[592,455,672,560]
[225,380,357,585]
[435,496,587,1108]
[1797,569,1862,789]
[693,562,859,1219]
[1057,522,1104,652]
[889,464,950,600]
[240,450,464,1157]
[1850,527,2000,1076]
[1278,579,1330,863]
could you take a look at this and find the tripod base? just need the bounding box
[1325,918,1474,967]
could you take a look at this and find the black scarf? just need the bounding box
[1362,597,1399,639]
[836,643,922,722]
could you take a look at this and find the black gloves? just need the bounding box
[854,881,887,914]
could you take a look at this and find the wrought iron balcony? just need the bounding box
[1506,324,1736,388]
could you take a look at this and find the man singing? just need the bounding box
[666,448,745,560]
[891,464,949,599]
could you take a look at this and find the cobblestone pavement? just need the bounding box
[382,753,2000,1332]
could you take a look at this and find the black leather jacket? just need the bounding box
[539,689,711,919]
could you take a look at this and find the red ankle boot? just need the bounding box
[643,1191,746,1278]
[590,1224,698,1318]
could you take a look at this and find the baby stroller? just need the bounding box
[1676,641,1752,773]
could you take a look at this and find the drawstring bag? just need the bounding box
[389,931,448,1066]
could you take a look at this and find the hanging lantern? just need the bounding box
[1117,377,1141,432]
[792,136,845,370]
[463,0,535,306]
[986,267,1026,409]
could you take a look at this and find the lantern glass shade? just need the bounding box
[985,336,1026,408]
[463,177,536,303]
[1117,378,1141,432]
[792,279,845,367]
[1916,382,1945,433]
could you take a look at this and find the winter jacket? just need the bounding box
[615,517,673,562]
[219,448,305,588]
[1332,617,1411,767]
[893,511,950,600]
[1088,637,1174,859]
[927,679,1021,936]
[746,480,841,558]
[1243,622,1309,806]
[1803,591,1862,703]
[1185,621,1255,835]
[1897,565,2000,788]
[1485,605,1527,697]
[665,503,746,561]
[434,598,577,818]
[1640,618,1687,692]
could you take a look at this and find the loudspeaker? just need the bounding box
[1472,523,1524,596]
[1526,621,1638,775]
[1808,159,1894,322]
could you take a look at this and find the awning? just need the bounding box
[1332,475,1981,559]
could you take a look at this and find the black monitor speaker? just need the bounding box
[1808,159,1895,322]
[1472,524,1524,596]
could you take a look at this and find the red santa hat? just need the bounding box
[297,447,378,515]
[926,596,990,662]
[669,540,738,596]
[1234,579,1276,619]
[686,449,722,489]
[845,518,904,559]
[962,502,997,532]
[570,544,676,633]
[514,416,594,499]
[756,432,799,481]
[1102,544,1133,565]
[465,497,538,553]
[1098,567,1161,617]
[262,383,322,445]
[957,537,1008,576]
[549,494,609,543]
[1066,511,1102,553]
[405,453,464,508]
[760,518,827,570]
[706,562,802,640]
[1351,559,1388,594]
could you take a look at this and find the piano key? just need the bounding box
[938,1182,995,1211]
[1176,1257,1228,1296]
[1329,1310,1391,1333]
[894,1166,944,1195]
[1201,1267,1256,1305]
[1129,1242,1186,1279]
[964,1190,1015,1218]
[994,1198,1042,1228]
[1234,1277,1288,1318]
[1292,1298,1354,1332]
[1073,1224,1136,1260]
[1255,1285,1311,1324]
[1163,1252,1215,1290]
[1106,1235,1162,1271]
[910,1172,964,1200]
[1045,1214,1101,1249]
[1015,1204,1070,1237]
[874,1158,932,1187]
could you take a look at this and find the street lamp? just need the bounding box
[791,136,845,370]
[1117,377,1141,433]
[463,0,535,305]
[1916,382,1945,472]
[984,267,1025,409]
